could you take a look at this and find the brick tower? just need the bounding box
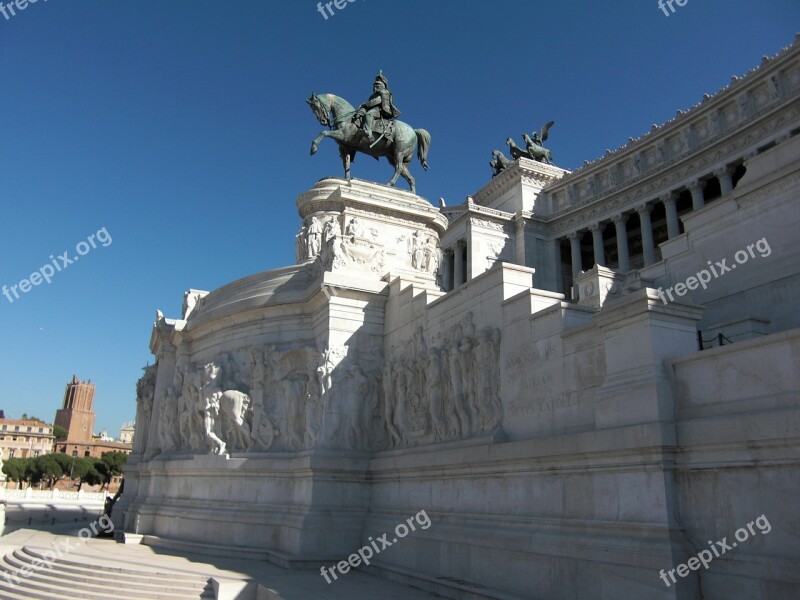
[54,375,96,443]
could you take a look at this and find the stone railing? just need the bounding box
[0,488,107,503]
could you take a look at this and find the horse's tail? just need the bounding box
[415,129,431,171]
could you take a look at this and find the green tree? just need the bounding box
[24,458,41,487]
[72,457,103,491]
[31,454,63,488]
[2,457,29,487]
[51,452,74,476]
[53,425,68,440]
[98,451,128,488]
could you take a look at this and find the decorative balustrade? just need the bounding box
[0,488,107,503]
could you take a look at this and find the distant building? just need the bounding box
[119,421,135,445]
[53,375,132,458]
[54,375,96,445]
[0,419,54,459]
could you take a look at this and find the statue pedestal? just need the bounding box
[295,178,448,286]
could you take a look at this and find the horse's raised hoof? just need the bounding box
[310,143,318,155]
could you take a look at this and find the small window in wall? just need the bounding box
[72,450,78,457]
[84,450,91,457]
[9,450,14,458]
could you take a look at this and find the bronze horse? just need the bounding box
[307,93,430,193]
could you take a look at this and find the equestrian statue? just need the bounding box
[307,71,430,193]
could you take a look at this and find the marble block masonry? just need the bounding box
[116,37,800,600]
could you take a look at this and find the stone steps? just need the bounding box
[0,545,215,600]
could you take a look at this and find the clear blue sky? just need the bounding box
[1,1,797,434]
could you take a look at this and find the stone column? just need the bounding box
[716,165,735,195]
[442,249,453,291]
[662,192,680,239]
[613,214,630,272]
[569,231,582,279]
[553,240,563,294]
[689,180,705,210]
[454,240,465,288]
[591,223,605,267]
[637,204,655,267]
[515,215,526,267]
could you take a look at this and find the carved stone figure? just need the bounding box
[410,231,426,270]
[133,367,156,454]
[426,347,448,440]
[220,352,245,393]
[345,217,364,238]
[382,362,402,448]
[296,225,307,262]
[158,387,179,453]
[322,216,341,245]
[247,349,275,451]
[182,290,208,321]
[283,372,311,450]
[201,362,253,455]
[447,340,471,438]
[202,363,227,455]
[306,217,323,258]
[338,364,368,448]
[181,367,205,450]
[424,236,439,275]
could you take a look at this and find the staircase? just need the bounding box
[0,546,215,599]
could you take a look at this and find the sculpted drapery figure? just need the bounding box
[306,217,323,258]
[133,367,156,454]
[381,313,503,448]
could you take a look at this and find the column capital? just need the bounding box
[714,164,734,178]
[635,203,652,215]
[456,239,467,249]
[612,213,629,225]
[590,222,605,233]
[660,191,677,205]
[688,179,706,193]
[568,230,582,241]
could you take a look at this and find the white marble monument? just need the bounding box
[116,37,800,600]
